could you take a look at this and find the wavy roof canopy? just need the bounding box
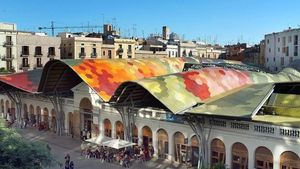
[39,57,198,101]
[113,67,300,114]
[0,69,43,93]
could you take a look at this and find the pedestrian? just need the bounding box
[65,154,71,169]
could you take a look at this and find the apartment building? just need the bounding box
[59,32,102,59]
[0,23,60,73]
[196,44,225,59]
[104,38,136,59]
[265,27,300,72]
[17,33,60,71]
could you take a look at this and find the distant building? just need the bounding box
[265,27,299,72]
[196,44,225,59]
[179,41,197,57]
[162,26,170,40]
[224,43,248,61]
[59,32,102,59]
[243,44,260,65]
[259,40,265,66]
[0,23,60,73]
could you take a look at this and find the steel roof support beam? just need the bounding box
[183,114,212,169]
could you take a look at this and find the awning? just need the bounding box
[85,135,136,149]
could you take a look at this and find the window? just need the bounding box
[36,58,42,67]
[294,46,298,56]
[288,36,292,43]
[294,35,298,45]
[290,57,293,63]
[267,58,269,62]
[118,55,122,58]
[278,48,280,52]
[80,47,85,53]
[283,37,286,46]
[22,46,29,55]
[286,46,289,56]
[35,46,42,55]
[22,58,28,67]
[108,50,112,59]
[169,51,171,57]
[48,47,55,56]
[103,51,106,56]
[128,45,132,52]
[278,38,280,42]
[269,48,271,53]
[119,44,122,49]
[128,55,132,59]
[172,51,174,56]
[267,39,269,44]
[281,57,284,66]
[273,57,275,62]
[92,48,96,54]
[5,36,12,45]
[81,43,84,46]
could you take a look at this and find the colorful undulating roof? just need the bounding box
[120,67,300,114]
[0,69,43,93]
[49,57,198,101]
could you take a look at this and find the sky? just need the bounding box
[1,0,300,45]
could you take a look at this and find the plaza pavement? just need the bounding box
[20,128,191,169]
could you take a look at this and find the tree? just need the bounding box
[0,118,55,169]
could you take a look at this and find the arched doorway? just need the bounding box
[23,104,28,120]
[255,146,273,169]
[132,124,138,143]
[174,131,186,163]
[42,107,49,130]
[232,142,248,169]
[79,98,93,138]
[142,126,153,148]
[157,129,168,159]
[36,106,41,127]
[190,135,200,167]
[280,151,300,169]
[211,138,226,167]
[50,109,57,133]
[68,112,73,135]
[103,119,112,137]
[115,121,124,139]
[29,105,34,126]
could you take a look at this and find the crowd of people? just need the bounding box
[81,144,154,168]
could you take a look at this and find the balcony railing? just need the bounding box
[91,53,98,58]
[34,53,43,57]
[1,55,15,61]
[79,52,86,58]
[48,53,55,57]
[36,64,43,68]
[116,48,123,55]
[21,52,29,57]
[3,41,13,47]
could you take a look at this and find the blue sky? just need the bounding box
[1,0,300,45]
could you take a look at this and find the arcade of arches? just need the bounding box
[79,98,97,138]
[1,98,300,168]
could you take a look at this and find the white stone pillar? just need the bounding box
[152,130,158,157]
[99,108,104,136]
[111,121,116,139]
[168,133,174,161]
[138,126,143,146]
[225,145,232,169]
[248,146,255,169]
[273,149,281,169]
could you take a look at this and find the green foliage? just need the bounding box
[0,118,55,169]
[213,163,226,169]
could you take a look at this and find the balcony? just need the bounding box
[1,55,15,61]
[79,52,86,58]
[48,53,56,58]
[3,41,13,47]
[20,64,30,71]
[116,48,123,55]
[34,53,43,57]
[91,53,98,58]
[127,49,132,54]
[35,64,43,68]
[21,52,29,57]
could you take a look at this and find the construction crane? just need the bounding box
[38,21,103,36]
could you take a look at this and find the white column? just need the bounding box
[111,121,116,139]
[138,126,143,146]
[225,145,232,169]
[248,146,255,169]
[152,131,158,157]
[273,150,281,169]
[168,133,174,161]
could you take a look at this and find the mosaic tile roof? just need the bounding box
[122,67,300,114]
[0,69,43,93]
[48,57,198,101]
